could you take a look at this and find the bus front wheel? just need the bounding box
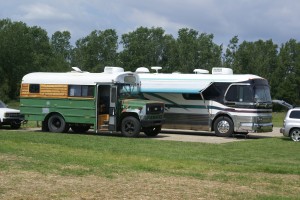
[121,116,141,137]
[214,116,234,137]
[48,114,69,133]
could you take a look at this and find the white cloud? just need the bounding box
[20,3,72,21]
[0,0,299,45]
[125,8,188,35]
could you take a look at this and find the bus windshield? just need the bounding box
[225,83,272,104]
[254,85,272,103]
[119,83,139,98]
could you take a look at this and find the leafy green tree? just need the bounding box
[120,26,171,72]
[197,33,222,71]
[72,29,118,72]
[272,39,300,105]
[51,31,72,63]
[173,28,222,73]
[233,39,278,79]
[223,35,239,68]
[0,19,55,100]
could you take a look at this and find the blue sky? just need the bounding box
[1,0,299,46]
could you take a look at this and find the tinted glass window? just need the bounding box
[69,85,94,97]
[29,84,40,93]
[225,85,253,102]
[182,93,203,100]
[290,111,300,119]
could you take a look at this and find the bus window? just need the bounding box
[182,93,203,100]
[29,84,40,93]
[254,85,272,103]
[225,85,254,102]
[69,85,94,97]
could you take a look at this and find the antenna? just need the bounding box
[151,66,162,74]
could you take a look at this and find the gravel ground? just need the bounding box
[148,127,282,144]
[11,127,283,144]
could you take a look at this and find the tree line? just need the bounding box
[0,18,299,107]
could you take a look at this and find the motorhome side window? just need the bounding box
[68,85,94,97]
[182,93,203,100]
[29,84,40,93]
[225,85,253,102]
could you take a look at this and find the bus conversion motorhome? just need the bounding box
[20,67,164,137]
[137,67,273,137]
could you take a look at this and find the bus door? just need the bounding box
[96,84,117,132]
[108,85,118,131]
[199,82,214,131]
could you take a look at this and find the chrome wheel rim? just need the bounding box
[217,120,230,134]
[291,130,300,142]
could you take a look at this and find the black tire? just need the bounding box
[143,126,161,137]
[290,128,300,142]
[71,125,90,133]
[48,114,69,133]
[121,116,141,137]
[214,116,234,137]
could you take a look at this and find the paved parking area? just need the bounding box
[149,127,282,144]
[6,127,282,144]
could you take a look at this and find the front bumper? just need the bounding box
[141,119,165,128]
[2,118,23,125]
[237,122,273,132]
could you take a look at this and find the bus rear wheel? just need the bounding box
[48,114,69,133]
[121,116,141,137]
[214,116,234,137]
[143,126,161,137]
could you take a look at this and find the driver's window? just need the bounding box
[225,85,253,102]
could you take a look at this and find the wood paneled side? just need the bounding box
[20,84,68,98]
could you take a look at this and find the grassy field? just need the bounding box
[0,130,299,199]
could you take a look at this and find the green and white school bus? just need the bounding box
[20,67,164,137]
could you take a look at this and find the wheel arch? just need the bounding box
[289,127,300,136]
[211,112,234,132]
[44,112,66,123]
[43,112,67,129]
[119,112,140,129]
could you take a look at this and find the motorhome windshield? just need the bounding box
[224,82,271,104]
[254,85,272,103]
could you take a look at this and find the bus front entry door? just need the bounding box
[108,85,118,131]
[97,84,117,132]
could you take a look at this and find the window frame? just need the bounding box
[29,84,40,93]
[224,83,254,103]
[68,85,94,97]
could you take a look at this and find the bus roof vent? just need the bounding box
[193,69,209,74]
[135,67,150,73]
[104,66,124,73]
[212,67,233,75]
[151,66,162,74]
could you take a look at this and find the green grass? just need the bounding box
[1,130,299,177]
[272,112,286,127]
[1,130,300,199]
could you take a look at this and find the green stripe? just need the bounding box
[20,98,96,124]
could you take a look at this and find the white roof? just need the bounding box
[138,73,263,93]
[22,71,139,85]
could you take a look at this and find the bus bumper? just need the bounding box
[141,119,165,128]
[238,122,273,132]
